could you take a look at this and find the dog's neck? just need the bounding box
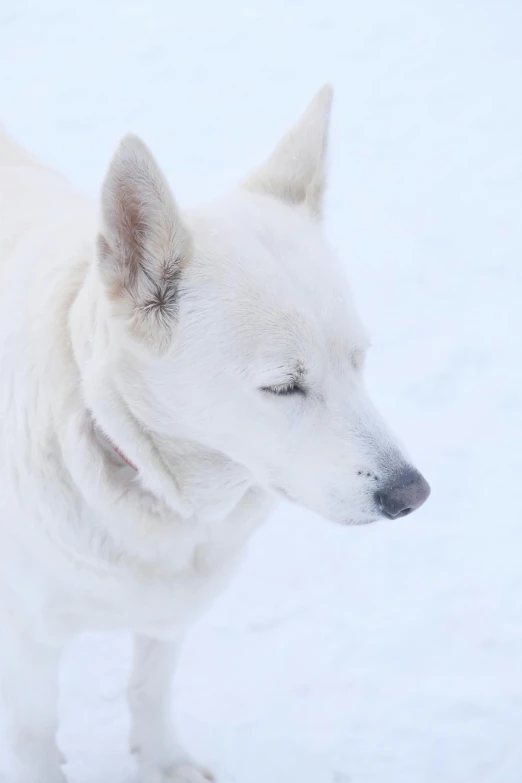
[69,264,258,524]
[49,264,265,522]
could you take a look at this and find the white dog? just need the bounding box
[0,86,429,783]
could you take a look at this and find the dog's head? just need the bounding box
[94,86,430,525]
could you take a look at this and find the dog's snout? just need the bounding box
[376,468,431,519]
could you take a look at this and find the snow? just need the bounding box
[1,0,522,781]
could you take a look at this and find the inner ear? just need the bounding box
[97,134,191,354]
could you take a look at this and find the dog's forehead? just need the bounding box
[189,195,347,299]
[184,193,367,348]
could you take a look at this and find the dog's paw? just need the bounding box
[164,763,215,782]
[139,762,215,783]
[11,767,68,783]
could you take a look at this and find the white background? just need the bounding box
[1,1,522,781]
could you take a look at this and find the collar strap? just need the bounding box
[109,439,138,472]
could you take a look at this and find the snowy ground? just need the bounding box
[1,0,522,781]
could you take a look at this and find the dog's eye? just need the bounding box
[351,349,366,371]
[261,382,306,397]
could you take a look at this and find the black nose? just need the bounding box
[376,468,431,519]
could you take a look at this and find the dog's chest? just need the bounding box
[25,487,274,641]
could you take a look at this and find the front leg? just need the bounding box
[0,616,65,783]
[128,634,214,783]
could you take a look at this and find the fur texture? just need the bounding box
[0,87,429,782]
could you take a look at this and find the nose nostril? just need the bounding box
[376,495,412,519]
[375,468,430,520]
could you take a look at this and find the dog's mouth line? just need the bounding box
[273,486,385,527]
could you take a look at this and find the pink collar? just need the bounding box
[110,439,138,472]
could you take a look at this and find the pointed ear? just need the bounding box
[242,84,334,217]
[97,134,191,354]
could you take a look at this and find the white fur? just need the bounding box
[0,87,423,782]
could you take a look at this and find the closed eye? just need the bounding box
[351,348,367,371]
[260,381,306,397]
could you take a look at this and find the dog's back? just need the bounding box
[0,126,40,167]
[0,127,92,269]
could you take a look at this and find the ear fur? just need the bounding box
[242,84,334,216]
[97,134,191,354]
